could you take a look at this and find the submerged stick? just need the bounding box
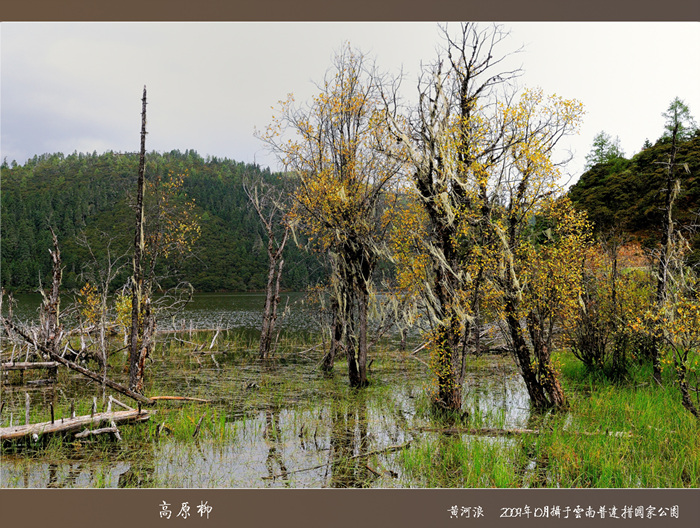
[414,427,632,438]
[262,441,412,480]
[192,414,206,438]
[149,396,211,403]
[75,426,120,439]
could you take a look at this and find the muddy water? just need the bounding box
[1,294,531,488]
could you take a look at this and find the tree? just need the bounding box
[584,131,625,170]
[243,175,291,359]
[649,97,695,384]
[661,97,697,143]
[482,89,585,411]
[381,23,523,413]
[384,23,584,412]
[38,227,64,358]
[261,44,401,388]
[128,86,150,392]
[128,87,200,392]
[76,231,129,391]
[631,255,700,419]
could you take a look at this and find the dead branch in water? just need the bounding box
[414,426,632,438]
[0,409,154,442]
[150,396,211,403]
[2,317,154,406]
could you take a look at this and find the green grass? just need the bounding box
[397,351,699,488]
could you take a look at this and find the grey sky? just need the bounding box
[2,22,698,182]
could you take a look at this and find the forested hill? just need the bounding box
[1,150,322,293]
[568,134,700,263]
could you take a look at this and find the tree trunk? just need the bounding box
[345,290,362,388]
[674,351,700,419]
[129,86,148,392]
[431,262,464,413]
[259,257,284,359]
[653,123,679,385]
[535,342,567,409]
[259,237,281,359]
[40,227,63,356]
[357,288,368,387]
[504,310,550,409]
[322,296,342,372]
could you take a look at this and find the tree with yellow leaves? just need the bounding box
[260,45,402,387]
[383,23,585,412]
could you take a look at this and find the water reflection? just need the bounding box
[328,392,372,488]
[263,407,289,486]
[118,443,156,488]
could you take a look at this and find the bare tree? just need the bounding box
[128,86,150,393]
[39,227,64,358]
[76,231,129,391]
[244,177,291,359]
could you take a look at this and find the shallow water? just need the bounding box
[1,293,531,488]
[1,346,530,488]
[3,292,317,333]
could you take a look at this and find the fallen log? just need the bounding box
[1,361,60,371]
[0,409,154,442]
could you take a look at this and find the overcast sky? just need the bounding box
[1,22,698,183]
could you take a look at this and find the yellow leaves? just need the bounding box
[504,198,592,330]
[114,292,132,333]
[78,283,132,332]
[77,282,101,325]
[262,47,399,262]
[146,170,201,260]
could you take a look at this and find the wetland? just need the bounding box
[1,293,698,488]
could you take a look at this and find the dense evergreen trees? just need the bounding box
[1,150,322,293]
[568,133,700,265]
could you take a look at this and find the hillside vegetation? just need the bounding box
[568,134,700,264]
[1,150,321,293]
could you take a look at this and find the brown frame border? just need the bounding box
[1,1,699,527]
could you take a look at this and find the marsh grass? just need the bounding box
[526,352,700,488]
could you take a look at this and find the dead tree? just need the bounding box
[243,179,290,359]
[38,227,64,358]
[652,122,683,384]
[129,86,150,393]
[77,231,129,391]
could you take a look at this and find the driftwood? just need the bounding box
[75,425,120,439]
[1,361,60,371]
[3,317,154,406]
[108,395,134,411]
[0,408,154,442]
